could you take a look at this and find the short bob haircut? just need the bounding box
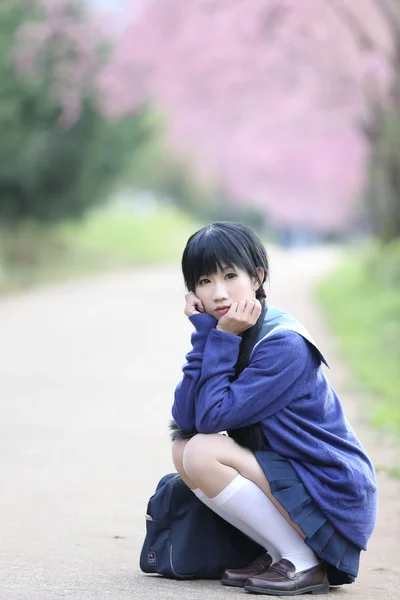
[181,221,269,299]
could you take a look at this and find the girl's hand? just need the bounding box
[216,299,262,335]
[184,292,205,317]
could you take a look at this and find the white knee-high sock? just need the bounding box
[192,485,281,564]
[196,475,319,573]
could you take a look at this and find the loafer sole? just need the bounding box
[220,579,246,588]
[244,582,330,596]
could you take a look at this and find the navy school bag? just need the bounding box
[139,472,264,579]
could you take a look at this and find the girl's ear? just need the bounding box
[253,267,265,290]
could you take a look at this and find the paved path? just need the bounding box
[0,247,398,599]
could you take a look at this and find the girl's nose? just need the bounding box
[213,283,229,300]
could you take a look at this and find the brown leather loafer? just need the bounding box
[244,558,329,596]
[220,552,273,588]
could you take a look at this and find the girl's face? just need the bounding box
[194,266,263,320]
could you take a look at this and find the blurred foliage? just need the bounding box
[317,241,400,439]
[0,204,197,293]
[125,135,268,234]
[0,220,68,269]
[375,463,400,479]
[364,238,400,285]
[0,0,151,224]
[58,204,197,266]
[0,0,266,291]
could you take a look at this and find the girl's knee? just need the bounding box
[171,438,200,490]
[172,438,190,475]
[182,433,222,476]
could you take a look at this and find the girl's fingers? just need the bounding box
[238,300,247,313]
[195,296,204,311]
[217,298,261,334]
[184,292,204,315]
[244,299,260,323]
[244,300,255,317]
[186,292,204,311]
[252,299,262,315]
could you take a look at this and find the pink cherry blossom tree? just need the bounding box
[101,0,394,234]
[14,0,110,126]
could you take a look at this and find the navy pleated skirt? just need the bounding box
[254,450,361,586]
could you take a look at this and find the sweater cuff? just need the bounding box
[207,328,242,351]
[189,313,217,333]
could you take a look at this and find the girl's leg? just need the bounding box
[172,438,197,489]
[182,433,321,573]
[172,437,280,560]
[182,433,304,536]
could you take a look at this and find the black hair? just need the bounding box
[182,221,268,303]
[181,221,269,378]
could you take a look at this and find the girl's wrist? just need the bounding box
[216,324,238,335]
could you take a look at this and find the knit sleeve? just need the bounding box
[171,313,217,432]
[194,330,312,433]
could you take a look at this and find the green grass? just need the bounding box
[317,245,400,439]
[0,204,198,294]
[60,204,197,265]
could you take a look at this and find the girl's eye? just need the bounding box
[198,278,210,286]
[226,272,237,280]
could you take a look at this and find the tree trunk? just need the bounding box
[368,33,400,242]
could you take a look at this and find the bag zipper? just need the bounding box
[169,476,197,578]
[168,476,188,578]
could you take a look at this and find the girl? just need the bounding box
[170,222,377,596]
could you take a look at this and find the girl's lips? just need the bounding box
[216,306,230,315]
